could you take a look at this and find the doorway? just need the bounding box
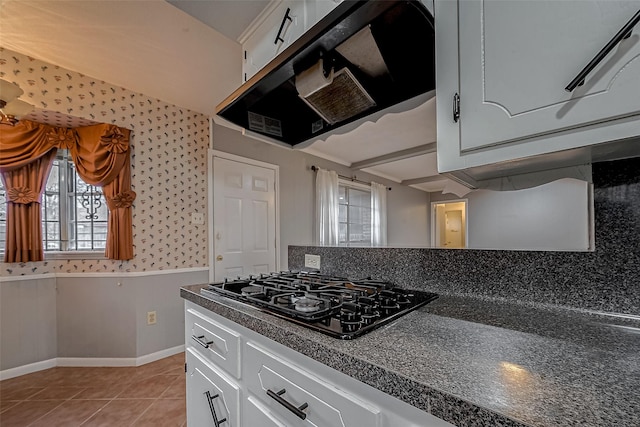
[431,200,467,249]
[209,151,279,283]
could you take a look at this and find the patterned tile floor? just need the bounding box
[0,352,186,426]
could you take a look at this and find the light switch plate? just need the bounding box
[304,254,321,269]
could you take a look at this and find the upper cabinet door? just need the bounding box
[312,0,343,23]
[243,0,308,82]
[457,0,640,152]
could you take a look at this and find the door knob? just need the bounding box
[216,255,223,261]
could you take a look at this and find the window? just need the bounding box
[338,183,371,246]
[0,150,108,255]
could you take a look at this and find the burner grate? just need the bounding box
[202,271,437,339]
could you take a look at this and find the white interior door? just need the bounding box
[213,155,277,282]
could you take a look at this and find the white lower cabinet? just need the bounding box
[186,348,240,427]
[244,341,381,427]
[185,301,454,427]
[245,396,292,427]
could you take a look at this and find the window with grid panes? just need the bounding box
[338,182,371,246]
[0,150,108,255]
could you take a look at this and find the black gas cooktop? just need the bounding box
[201,271,437,339]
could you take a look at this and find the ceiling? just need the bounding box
[0,0,458,194]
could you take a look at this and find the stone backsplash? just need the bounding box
[290,158,640,315]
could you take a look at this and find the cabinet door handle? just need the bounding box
[205,391,227,427]
[192,334,213,349]
[267,388,308,420]
[274,8,292,44]
[453,93,460,123]
[565,9,640,92]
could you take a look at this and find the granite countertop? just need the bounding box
[181,285,640,427]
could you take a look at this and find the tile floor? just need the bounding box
[0,352,186,427]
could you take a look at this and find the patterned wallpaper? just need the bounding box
[0,47,209,275]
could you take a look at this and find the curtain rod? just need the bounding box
[310,165,391,191]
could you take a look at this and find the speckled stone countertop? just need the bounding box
[181,285,640,427]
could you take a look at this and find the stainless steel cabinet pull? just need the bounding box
[267,388,308,420]
[205,391,227,427]
[192,334,213,349]
[565,9,640,92]
[275,8,292,44]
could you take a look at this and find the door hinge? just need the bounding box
[244,50,247,60]
[184,362,187,373]
[453,92,460,123]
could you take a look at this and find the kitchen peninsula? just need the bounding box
[181,280,640,427]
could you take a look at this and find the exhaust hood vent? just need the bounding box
[296,59,376,125]
[216,0,435,147]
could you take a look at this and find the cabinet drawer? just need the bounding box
[186,307,241,379]
[244,342,381,427]
[186,348,240,427]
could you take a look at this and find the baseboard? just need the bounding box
[0,358,57,381]
[56,357,138,367]
[0,345,185,380]
[135,345,185,366]
[57,345,185,367]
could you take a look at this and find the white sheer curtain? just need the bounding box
[315,168,339,245]
[371,182,387,246]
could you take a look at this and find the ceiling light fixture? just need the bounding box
[0,79,33,125]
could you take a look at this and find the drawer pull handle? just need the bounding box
[205,391,227,426]
[192,334,213,349]
[267,388,308,420]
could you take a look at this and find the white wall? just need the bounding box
[212,124,431,269]
[432,179,592,251]
[0,276,57,373]
[0,268,208,377]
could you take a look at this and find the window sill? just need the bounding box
[44,251,107,260]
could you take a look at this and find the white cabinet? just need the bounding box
[244,341,381,426]
[436,0,640,182]
[186,306,241,378]
[184,301,454,427]
[186,348,240,427]
[242,0,309,82]
[312,0,343,23]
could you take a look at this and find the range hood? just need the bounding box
[215,0,435,147]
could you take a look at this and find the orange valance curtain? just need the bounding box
[0,120,135,262]
[0,150,57,262]
[75,124,135,260]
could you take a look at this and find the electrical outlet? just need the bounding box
[147,311,157,325]
[304,254,321,269]
[191,212,204,225]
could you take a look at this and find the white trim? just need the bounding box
[0,267,208,281]
[210,150,281,280]
[299,146,352,167]
[339,178,371,192]
[49,267,207,278]
[0,273,57,283]
[56,357,137,367]
[1,345,186,379]
[57,344,185,368]
[0,358,57,381]
[237,0,283,44]
[44,251,107,260]
[208,148,215,283]
[212,149,280,171]
[135,344,185,366]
